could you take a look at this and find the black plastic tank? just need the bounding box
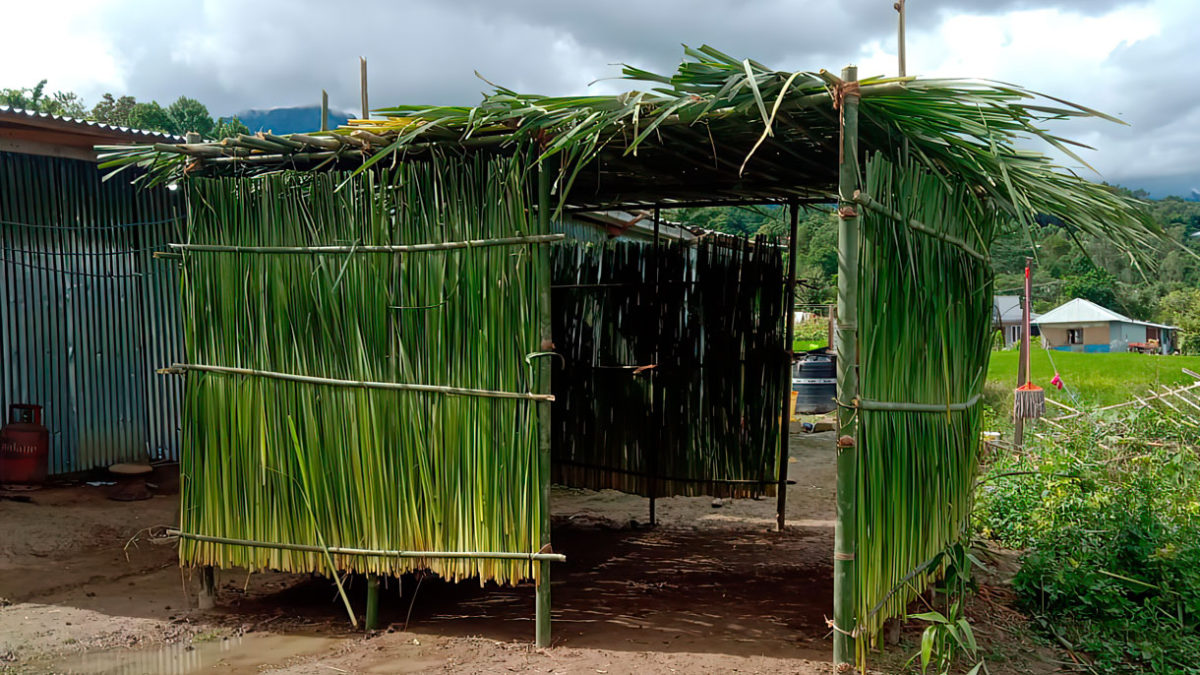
[792,353,837,414]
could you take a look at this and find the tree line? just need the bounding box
[0,79,248,140]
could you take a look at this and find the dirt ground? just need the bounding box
[0,431,1062,674]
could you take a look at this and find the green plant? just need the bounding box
[903,543,989,675]
[976,406,1200,672]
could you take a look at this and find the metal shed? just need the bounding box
[0,107,183,474]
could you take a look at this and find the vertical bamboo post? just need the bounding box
[896,0,907,77]
[534,157,554,649]
[833,65,861,672]
[649,206,661,526]
[360,57,369,120]
[777,200,800,530]
[365,573,380,630]
[321,90,329,131]
[1015,256,1032,448]
[198,566,216,609]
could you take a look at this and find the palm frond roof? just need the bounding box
[99,44,1162,254]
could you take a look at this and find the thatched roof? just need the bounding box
[99,45,1163,256]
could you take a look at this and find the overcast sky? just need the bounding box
[3,0,1197,197]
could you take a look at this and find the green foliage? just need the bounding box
[976,409,1200,672]
[212,116,250,140]
[1059,267,1118,310]
[1158,288,1200,354]
[167,96,214,137]
[906,544,988,675]
[127,101,173,135]
[0,79,87,117]
[91,93,139,127]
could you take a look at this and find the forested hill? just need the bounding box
[668,191,1200,352]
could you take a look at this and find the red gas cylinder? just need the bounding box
[0,404,50,485]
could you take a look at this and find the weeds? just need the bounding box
[976,405,1200,672]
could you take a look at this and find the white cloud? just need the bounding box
[1,0,1196,195]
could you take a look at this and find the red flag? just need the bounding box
[1050,373,1063,390]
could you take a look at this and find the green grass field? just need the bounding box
[986,349,1200,408]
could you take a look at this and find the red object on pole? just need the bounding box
[1023,265,1032,385]
[0,404,50,484]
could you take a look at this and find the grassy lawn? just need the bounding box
[986,349,1200,408]
[794,338,827,352]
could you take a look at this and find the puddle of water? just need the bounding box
[47,633,344,675]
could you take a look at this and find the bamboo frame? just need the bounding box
[833,65,861,671]
[168,233,565,255]
[164,363,553,401]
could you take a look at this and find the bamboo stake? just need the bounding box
[777,200,799,530]
[169,234,565,255]
[365,574,380,631]
[360,57,369,120]
[535,157,554,649]
[165,363,553,401]
[649,206,661,526]
[321,90,329,131]
[833,64,860,673]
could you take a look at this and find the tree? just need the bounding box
[91,93,139,127]
[1058,267,1118,310]
[127,102,174,135]
[1157,288,1200,354]
[1,79,86,117]
[166,96,214,137]
[211,116,250,140]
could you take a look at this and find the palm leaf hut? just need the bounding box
[102,45,1162,670]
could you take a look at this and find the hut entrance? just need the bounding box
[551,234,789,513]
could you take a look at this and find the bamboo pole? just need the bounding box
[321,90,329,131]
[360,57,369,120]
[169,530,567,561]
[198,566,216,610]
[1015,257,1032,448]
[365,574,380,631]
[169,234,565,255]
[649,206,661,526]
[896,0,907,77]
[833,65,860,672]
[535,157,555,649]
[777,200,800,530]
[164,363,554,401]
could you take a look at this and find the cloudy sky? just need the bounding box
[3,0,1197,197]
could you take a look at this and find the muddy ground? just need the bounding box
[0,431,1061,674]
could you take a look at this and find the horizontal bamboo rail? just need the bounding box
[852,191,989,263]
[856,393,981,413]
[170,530,567,562]
[169,233,565,255]
[161,363,553,401]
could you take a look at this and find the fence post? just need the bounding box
[534,157,554,649]
[833,65,861,672]
[777,200,800,530]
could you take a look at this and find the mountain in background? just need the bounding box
[231,105,352,135]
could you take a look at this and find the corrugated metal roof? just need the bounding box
[1034,297,1177,330]
[0,106,185,142]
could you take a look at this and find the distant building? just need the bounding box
[993,295,1038,347]
[1033,298,1177,354]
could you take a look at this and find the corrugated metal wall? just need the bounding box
[0,151,183,474]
